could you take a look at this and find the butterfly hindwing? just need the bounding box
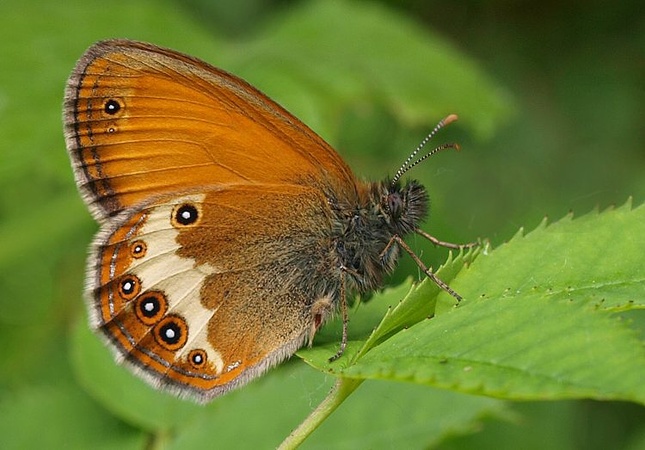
[89,184,338,400]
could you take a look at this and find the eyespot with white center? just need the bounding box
[188,349,207,369]
[118,274,140,300]
[171,202,201,227]
[103,99,122,116]
[154,315,188,351]
[134,291,168,325]
[130,240,147,259]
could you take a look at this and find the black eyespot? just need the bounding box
[174,203,199,226]
[130,240,147,258]
[118,275,140,300]
[121,279,134,294]
[141,297,159,316]
[134,291,167,325]
[161,322,180,344]
[104,99,121,115]
[159,322,181,345]
[154,315,188,350]
[189,349,207,368]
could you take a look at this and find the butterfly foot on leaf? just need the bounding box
[328,341,347,363]
[416,229,479,250]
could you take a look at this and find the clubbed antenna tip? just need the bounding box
[391,113,461,185]
[443,114,459,126]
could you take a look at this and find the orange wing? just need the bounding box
[64,39,357,220]
[90,184,337,400]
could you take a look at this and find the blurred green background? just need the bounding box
[0,0,643,449]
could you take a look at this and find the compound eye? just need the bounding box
[387,193,404,219]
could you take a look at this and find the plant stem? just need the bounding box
[278,377,363,449]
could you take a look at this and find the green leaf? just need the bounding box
[358,248,482,358]
[461,199,644,310]
[327,200,645,403]
[343,296,645,401]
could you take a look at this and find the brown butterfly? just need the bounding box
[63,39,473,402]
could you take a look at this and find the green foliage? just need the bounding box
[0,0,643,449]
[290,201,645,445]
[305,201,645,402]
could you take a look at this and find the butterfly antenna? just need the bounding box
[391,114,460,185]
[403,142,461,174]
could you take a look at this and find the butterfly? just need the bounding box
[63,39,472,402]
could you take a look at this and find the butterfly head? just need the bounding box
[375,178,428,236]
[377,113,460,236]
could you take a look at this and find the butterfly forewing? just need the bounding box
[64,39,357,220]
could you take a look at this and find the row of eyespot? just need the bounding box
[118,274,208,369]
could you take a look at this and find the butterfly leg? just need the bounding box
[329,267,349,362]
[391,235,464,302]
[416,228,478,250]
